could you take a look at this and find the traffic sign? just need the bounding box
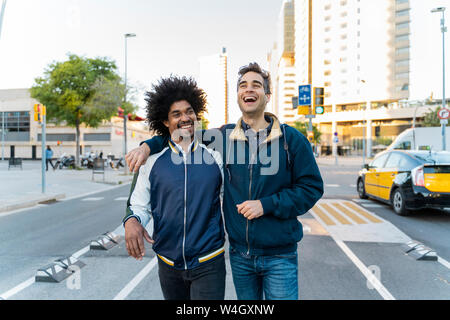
[297,106,310,115]
[292,96,298,109]
[298,85,312,106]
[438,108,450,120]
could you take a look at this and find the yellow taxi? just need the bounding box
[357,150,450,215]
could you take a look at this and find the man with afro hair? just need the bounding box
[123,75,226,300]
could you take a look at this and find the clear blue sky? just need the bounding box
[0,0,284,121]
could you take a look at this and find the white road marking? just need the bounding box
[114,197,128,201]
[334,239,395,300]
[350,184,356,188]
[113,256,158,300]
[81,197,104,201]
[0,243,92,300]
[0,277,35,300]
[352,199,372,203]
[325,184,340,187]
[361,204,385,208]
[309,209,396,300]
[438,257,450,270]
[72,245,90,259]
[61,182,131,202]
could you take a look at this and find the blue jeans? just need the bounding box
[229,246,298,300]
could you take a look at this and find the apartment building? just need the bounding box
[268,0,297,124]
[198,48,229,129]
[273,0,449,156]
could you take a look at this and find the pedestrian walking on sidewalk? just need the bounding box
[123,76,226,300]
[125,62,324,300]
[45,146,54,171]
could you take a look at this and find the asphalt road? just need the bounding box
[0,164,449,300]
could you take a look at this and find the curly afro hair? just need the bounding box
[145,75,207,137]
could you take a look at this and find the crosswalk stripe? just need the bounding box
[343,201,383,223]
[310,206,336,226]
[333,203,367,224]
[320,203,352,225]
[81,197,104,201]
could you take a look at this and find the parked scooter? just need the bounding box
[81,152,97,169]
[54,153,76,169]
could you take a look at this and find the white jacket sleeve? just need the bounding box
[128,162,152,227]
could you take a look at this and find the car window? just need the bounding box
[369,153,389,168]
[394,141,411,150]
[399,154,421,170]
[384,152,403,169]
[414,153,450,164]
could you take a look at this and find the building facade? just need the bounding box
[270,0,449,156]
[268,0,297,124]
[198,48,229,129]
[0,88,151,160]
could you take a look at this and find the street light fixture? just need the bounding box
[123,33,136,172]
[431,7,447,151]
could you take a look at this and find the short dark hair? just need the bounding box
[145,75,207,137]
[237,62,271,94]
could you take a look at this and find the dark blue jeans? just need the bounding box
[158,255,226,300]
[229,246,298,300]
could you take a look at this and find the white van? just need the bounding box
[388,126,450,151]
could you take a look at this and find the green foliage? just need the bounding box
[30,53,125,128]
[293,121,322,143]
[373,137,393,146]
[200,116,210,130]
[422,106,450,127]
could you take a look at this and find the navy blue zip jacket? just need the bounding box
[123,139,225,270]
[139,113,323,256]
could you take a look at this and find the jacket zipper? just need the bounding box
[182,154,188,270]
[247,163,252,255]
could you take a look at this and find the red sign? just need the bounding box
[438,108,450,120]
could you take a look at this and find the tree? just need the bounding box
[200,116,210,130]
[293,121,322,144]
[422,106,450,127]
[30,54,130,166]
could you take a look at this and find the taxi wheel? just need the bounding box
[392,188,409,216]
[357,179,368,199]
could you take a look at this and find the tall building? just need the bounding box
[268,0,296,125]
[272,0,449,156]
[198,48,229,129]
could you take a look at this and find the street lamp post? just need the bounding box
[431,7,447,151]
[0,0,7,161]
[124,33,136,173]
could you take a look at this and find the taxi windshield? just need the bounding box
[413,152,450,164]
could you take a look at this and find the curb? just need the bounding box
[0,193,66,214]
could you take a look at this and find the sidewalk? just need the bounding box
[315,155,373,167]
[0,160,134,213]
